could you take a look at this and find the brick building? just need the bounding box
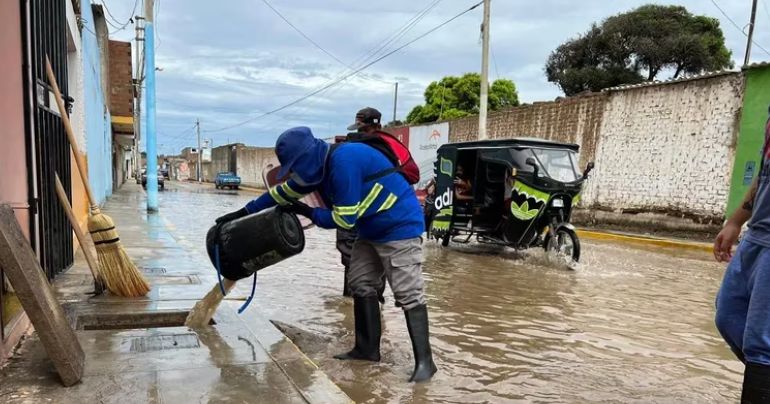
[109,40,136,190]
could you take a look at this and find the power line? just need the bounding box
[258,0,389,84]
[491,49,500,80]
[268,0,444,112]
[348,0,443,75]
[197,0,444,133]
[204,1,483,133]
[101,0,139,33]
[228,0,445,128]
[262,0,445,125]
[710,0,770,58]
[163,124,197,142]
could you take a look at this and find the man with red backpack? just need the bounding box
[337,108,418,301]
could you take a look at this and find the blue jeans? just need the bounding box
[715,240,770,365]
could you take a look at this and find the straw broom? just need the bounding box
[45,56,150,297]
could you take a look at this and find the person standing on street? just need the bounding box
[714,106,770,402]
[215,126,437,382]
[337,107,388,302]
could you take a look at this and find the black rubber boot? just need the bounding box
[405,304,437,382]
[334,296,381,362]
[742,362,770,403]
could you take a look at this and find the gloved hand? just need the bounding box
[283,201,314,219]
[215,207,249,225]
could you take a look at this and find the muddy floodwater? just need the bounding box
[163,182,741,403]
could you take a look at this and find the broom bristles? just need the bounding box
[88,208,150,297]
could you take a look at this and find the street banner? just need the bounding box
[408,122,449,190]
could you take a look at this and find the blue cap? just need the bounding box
[275,127,329,186]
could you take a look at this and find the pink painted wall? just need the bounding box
[0,0,30,240]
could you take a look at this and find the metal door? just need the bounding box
[26,0,74,279]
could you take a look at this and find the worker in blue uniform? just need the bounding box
[215,126,437,382]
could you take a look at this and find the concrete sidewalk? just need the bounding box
[0,183,350,403]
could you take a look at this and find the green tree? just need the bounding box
[406,73,519,124]
[546,4,733,96]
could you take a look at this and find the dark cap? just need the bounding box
[347,107,382,131]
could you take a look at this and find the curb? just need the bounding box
[577,229,712,253]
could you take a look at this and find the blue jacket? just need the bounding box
[245,143,424,242]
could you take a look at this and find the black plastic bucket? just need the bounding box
[206,207,305,281]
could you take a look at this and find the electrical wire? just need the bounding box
[216,0,445,133]
[204,0,482,133]
[258,0,391,84]
[252,0,445,127]
[260,0,444,126]
[710,0,770,58]
[101,0,139,33]
[343,0,443,79]
[492,49,501,80]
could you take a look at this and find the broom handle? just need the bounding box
[45,56,97,208]
[54,173,100,283]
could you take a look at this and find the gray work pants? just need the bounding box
[337,228,385,301]
[348,237,426,310]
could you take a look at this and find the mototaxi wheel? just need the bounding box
[544,226,580,263]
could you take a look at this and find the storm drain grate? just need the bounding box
[126,333,201,353]
[140,267,167,275]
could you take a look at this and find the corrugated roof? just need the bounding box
[601,70,739,92]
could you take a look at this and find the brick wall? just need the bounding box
[108,40,132,119]
[449,93,607,168]
[583,73,744,219]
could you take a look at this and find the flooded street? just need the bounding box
[161,182,740,403]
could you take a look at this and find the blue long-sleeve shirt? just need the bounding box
[245,143,424,242]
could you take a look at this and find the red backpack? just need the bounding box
[341,130,420,184]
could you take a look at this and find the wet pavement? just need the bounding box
[2,181,742,403]
[0,182,350,404]
[157,181,741,403]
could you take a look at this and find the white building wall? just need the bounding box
[65,0,85,154]
[582,73,744,218]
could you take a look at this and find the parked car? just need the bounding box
[215,172,241,190]
[141,168,165,191]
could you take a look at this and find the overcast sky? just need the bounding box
[102,0,770,154]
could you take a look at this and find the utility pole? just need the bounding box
[745,0,759,66]
[144,0,158,212]
[196,119,201,182]
[133,16,144,182]
[393,82,399,124]
[478,0,491,140]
